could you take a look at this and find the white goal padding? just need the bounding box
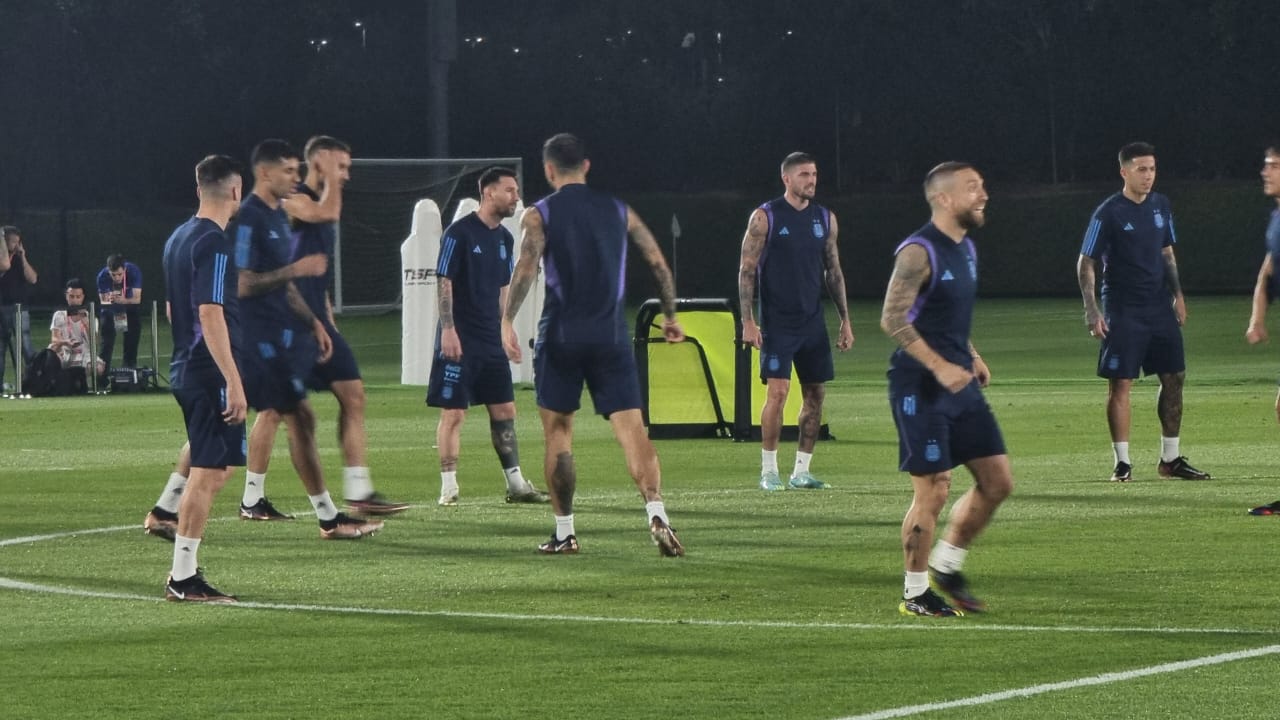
[401,199,442,385]
[449,199,543,384]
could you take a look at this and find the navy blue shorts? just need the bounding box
[1097,307,1185,378]
[888,368,1007,475]
[305,322,362,391]
[760,330,834,385]
[174,385,246,469]
[242,340,308,413]
[535,341,641,416]
[426,351,514,409]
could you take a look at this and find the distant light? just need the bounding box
[576,53,584,59]
[785,30,793,36]
[625,28,633,36]
[354,20,363,28]
[716,76,725,83]
[641,57,649,64]
[716,31,722,43]
[475,36,485,43]
[681,32,695,48]
[512,47,521,54]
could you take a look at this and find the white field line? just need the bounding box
[2,525,1279,637]
[834,644,1280,720]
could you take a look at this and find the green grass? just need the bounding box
[4,298,1280,719]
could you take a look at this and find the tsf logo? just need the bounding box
[403,268,437,286]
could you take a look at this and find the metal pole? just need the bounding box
[333,222,343,314]
[150,300,160,385]
[13,303,24,397]
[88,301,100,394]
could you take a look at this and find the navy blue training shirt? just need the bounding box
[757,196,831,336]
[289,182,335,320]
[533,183,631,345]
[889,222,978,372]
[1265,208,1280,302]
[436,211,513,353]
[232,193,296,345]
[1080,191,1176,311]
[163,216,240,389]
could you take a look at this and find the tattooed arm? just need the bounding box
[738,208,768,348]
[880,243,971,393]
[286,281,332,363]
[627,205,683,342]
[1162,246,1187,326]
[1076,253,1108,338]
[438,276,462,361]
[502,207,546,361]
[823,212,854,351]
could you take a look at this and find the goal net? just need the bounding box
[336,158,524,313]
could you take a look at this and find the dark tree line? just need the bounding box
[1,0,1277,211]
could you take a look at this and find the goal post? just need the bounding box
[337,157,524,314]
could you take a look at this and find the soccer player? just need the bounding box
[143,443,190,541]
[1077,142,1211,482]
[234,139,382,539]
[738,152,853,491]
[881,162,1013,617]
[1243,144,1280,515]
[240,135,408,517]
[501,133,685,556]
[161,154,248,602]
[428,166,547,506]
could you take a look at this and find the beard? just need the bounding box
[957,207,985,230]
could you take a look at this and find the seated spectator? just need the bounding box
[97,253,142,369]
[50,278,105,378]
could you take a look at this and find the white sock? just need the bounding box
[555,514,576,540]
[242,471,266,506]
[309,492,338,522]
[645,501,669,526]
[440,470,459,497]
[1112,442,1131,465]
[904,571,929,599]
[761,449,779,474]
[504,466,529,492]
[172,535,201,581]
[793,451,813,476]
[930,540,967,574]
[343,466,374,502]
[156,472,187,513]
[1161,437,1180,463]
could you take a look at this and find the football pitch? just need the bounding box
[4,297,1280,719]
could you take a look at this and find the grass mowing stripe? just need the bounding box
[834,644,1280,720]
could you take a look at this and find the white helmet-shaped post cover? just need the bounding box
[401,198,442,385]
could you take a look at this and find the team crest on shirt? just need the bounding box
[499,244,507,260]
[1153,212,1164,229]
[812,222,824,239]
[968,257,977,280]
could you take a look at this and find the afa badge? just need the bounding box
[499,244,508,260]
[1154,212,1165,229]
[812,222,825,239]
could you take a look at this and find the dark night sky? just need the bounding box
[1,0,1278,209]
